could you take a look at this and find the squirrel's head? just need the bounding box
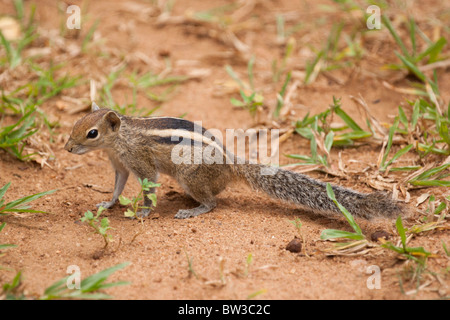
[64,102,121,154]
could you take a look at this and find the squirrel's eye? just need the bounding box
[87,129,98,139]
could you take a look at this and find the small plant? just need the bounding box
[408,163,450,187]
[0,182,56,216]
[288,218,309,257]
[184,249,198,279]
[378,117,414,172]
[1,270,25,300]
[287,96,371,168]
[246,288,267,300]
[272,36,295,83]
[304,22,364,85]
[380,216,432,266]
[0,223,17,253]
[273,71,292,118]
[226,59,264,117]
[229,89,264,116]
[80,206,112,249]
[244,253,253,277]
[382,14,446,96]
[119,178,160,219]
[0,110,37,160]
[0,1,37,69]
[0,223,17,272]
[321,183,365,241]
[319,183,372,255]
[40,262,130,300]
[443,241,449,257]
[408,196,447,234]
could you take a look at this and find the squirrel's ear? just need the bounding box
[91,101,100,112]
[104,111,121,132]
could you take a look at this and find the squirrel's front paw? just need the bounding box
[96,201,114,209]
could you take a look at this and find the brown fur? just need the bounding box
[65,104,406,219]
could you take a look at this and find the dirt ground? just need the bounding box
[0,0,449,300]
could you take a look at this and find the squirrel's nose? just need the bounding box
[64,141,73,152]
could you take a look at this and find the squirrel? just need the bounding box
[64,102,404,220]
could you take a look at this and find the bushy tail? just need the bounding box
[233,163,403,219]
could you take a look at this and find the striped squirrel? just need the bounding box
[64,102,404,219]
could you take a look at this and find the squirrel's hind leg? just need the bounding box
[174,180,217,219]
[174,201,217,219]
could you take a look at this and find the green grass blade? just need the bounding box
[326,183,363,236]
[411,99,420,130]
[382,15,410,59]
[389,166,421,172]
[3,189,57,213]
[395,52,426,82]
[324,131,334,152]
[0,182,11,201]
[0,243,17,250]
[274,71,292,118]
[247,55,255,90]
[408,17,416,57]
[416,37,447,63]
[320,229,364,240]
[385,144,414,168]
[409,180,450,187]
[80,262,130,292]
[396,216,407,250]
[82,19,99,53]
[225,65,245,90]
[410,163,450,181]
[334,106,363,131]
[334,131,372,141]
[380,117,399,170]
[398,106,408,131]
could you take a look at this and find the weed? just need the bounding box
[304,22,364,85]
[0,109,37,160]
[184,249,198,279]
[287,96,371,168]
[443,241,449,257]
[119,178,160,219]
[0,222,17,253]
[408,163,450,187]
[321,183,365,241]
[99,64,186,116]
[29,62,80,106]
[382,14,446,96]
[244,253,253,277]
[0,59,79,161]
[289,218,309,256]
[81,19,100,53]
[272,37,295,83]
[80,206,113,249]
[380,216,432,266]
[1,270,25,300]
[0,182,56,216]
[273,71,292,118]
[0,1,37,69]
[246,288,267,300]
[408,200,447,234]
[226,61,264,117]
[378,117,414,172]
[0,222,23,300]
[40,262,130,300]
